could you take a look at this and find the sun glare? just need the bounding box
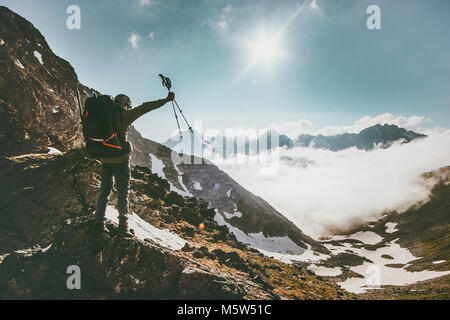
[249,33,282,68]
[235,2,314,82]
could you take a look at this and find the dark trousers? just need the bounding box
[95,161,131,222]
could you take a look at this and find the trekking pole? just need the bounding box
[171,101,183,140]
[159,74,194,136]
[173,99,193,134]
[159,74,183,139]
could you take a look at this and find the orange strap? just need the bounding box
[105,133,117,142]
[102,142,122,149]
[88,133,121,149]
[89,133,117,142]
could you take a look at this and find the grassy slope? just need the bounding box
[371,181,450,272]
[356,168,450,299]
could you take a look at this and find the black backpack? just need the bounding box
[82,95,126,158]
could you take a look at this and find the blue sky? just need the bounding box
[2,0,449,141]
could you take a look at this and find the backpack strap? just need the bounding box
[89,133,122,149]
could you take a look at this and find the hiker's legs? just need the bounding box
[95,164,114,221]
[113,161,131,223]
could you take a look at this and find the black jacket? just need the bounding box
[101,98,168,163]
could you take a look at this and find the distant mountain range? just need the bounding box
[294,124,426,151]
[164,124,427,158]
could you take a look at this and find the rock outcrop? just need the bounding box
[0,5,96,157]
[0,215,271,299]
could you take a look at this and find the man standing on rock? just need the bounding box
[94,92,175,237]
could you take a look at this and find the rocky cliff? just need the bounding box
[0,5,96,157]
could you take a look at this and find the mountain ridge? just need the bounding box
[294,124,427,151]
[163,124,427,158]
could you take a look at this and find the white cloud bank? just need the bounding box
[316,113,432,137]
[218,131,450,237]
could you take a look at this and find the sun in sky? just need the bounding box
[236,1,313,81]
[235,29,286,82]
[248,31,284,69]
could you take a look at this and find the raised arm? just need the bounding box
[123,92,174,126]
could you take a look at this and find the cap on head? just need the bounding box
[114,94,132,110]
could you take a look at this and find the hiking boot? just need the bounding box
[117,220,134,238]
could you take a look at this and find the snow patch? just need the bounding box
[173,163,193,197]
[150,153,166,179]
[226,188,232,198]
[48,147,62,155]
[352,231,384,245]
[339,264,450,294]
[214,211,305,255]
[432,260,446,265]
[335,239,450,294]
[34,51,43,65]
[15,59,25,69]
[0,253,10,264]
[308,264,342,277]
[150,153,192,197]
[223,211,243,219]
[14,245,51,257]
[105,206,186,251]
[385,222,398,234]
[332,231,383,245]
[258,244,329,264]
[193,181,203,190]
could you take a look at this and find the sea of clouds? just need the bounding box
[213,115,450,237]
